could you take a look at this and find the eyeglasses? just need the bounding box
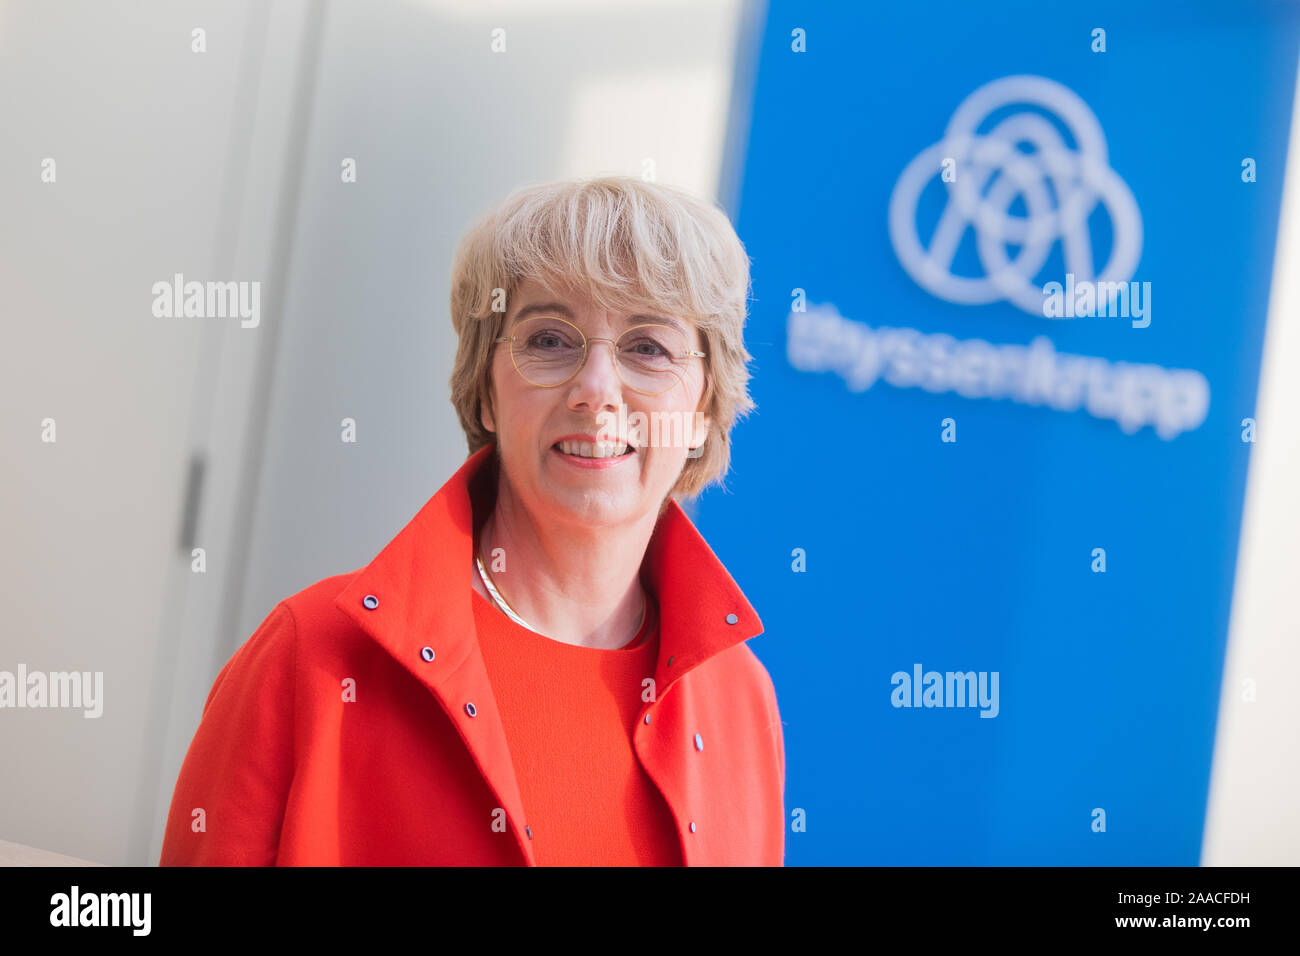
[495,314,706,396]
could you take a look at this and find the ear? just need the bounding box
[479,381,496,434]
[688,410,711,456]
[692,371,712,448]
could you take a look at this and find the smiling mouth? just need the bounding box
[552,439,636,459]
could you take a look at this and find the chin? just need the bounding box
[544,486,651,527]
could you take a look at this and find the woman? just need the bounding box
[160,176,785,866]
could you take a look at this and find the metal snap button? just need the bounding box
[667,655,674,667]
[689,821,697,833]
[725,613,738,625]
[465,702,477,717]
[695,733,704,751]
[420,647,435,662]
[362,594,379,610]
[525,825,533,840]
[644,714,651,725]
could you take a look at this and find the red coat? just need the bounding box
[160,443,786,865]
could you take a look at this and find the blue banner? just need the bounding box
[706,0,1300,864]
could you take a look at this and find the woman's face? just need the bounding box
[481,277,711,529]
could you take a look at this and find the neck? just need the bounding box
[474,475,653,650]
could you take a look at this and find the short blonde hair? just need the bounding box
[448,176,756,505]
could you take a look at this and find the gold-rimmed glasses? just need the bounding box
[495,314,706,396]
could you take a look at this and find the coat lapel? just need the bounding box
[641,490,764,699]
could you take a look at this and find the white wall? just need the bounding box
[0,0,294,866]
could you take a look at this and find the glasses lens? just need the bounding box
[510,316,584,386]
[617,324,689,394]
[508,317,693,394]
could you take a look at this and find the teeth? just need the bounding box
[557,439,629,459]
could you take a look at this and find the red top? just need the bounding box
[472,583,683,865]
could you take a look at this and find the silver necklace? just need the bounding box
[475,548,540,633]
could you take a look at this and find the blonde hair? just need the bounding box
[448,176,756,504]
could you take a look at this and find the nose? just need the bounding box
[565,337,624,412]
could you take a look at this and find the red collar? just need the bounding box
[334,443,763,694]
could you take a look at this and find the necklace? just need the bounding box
[474,547,540,633]
[474,539,647,646]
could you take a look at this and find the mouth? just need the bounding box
[551,439,637,461]
[548,442,639,470]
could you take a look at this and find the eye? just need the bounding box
[527,329,578,350]
[624,337,670,356]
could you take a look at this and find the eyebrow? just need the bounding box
[509,302,690,337]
